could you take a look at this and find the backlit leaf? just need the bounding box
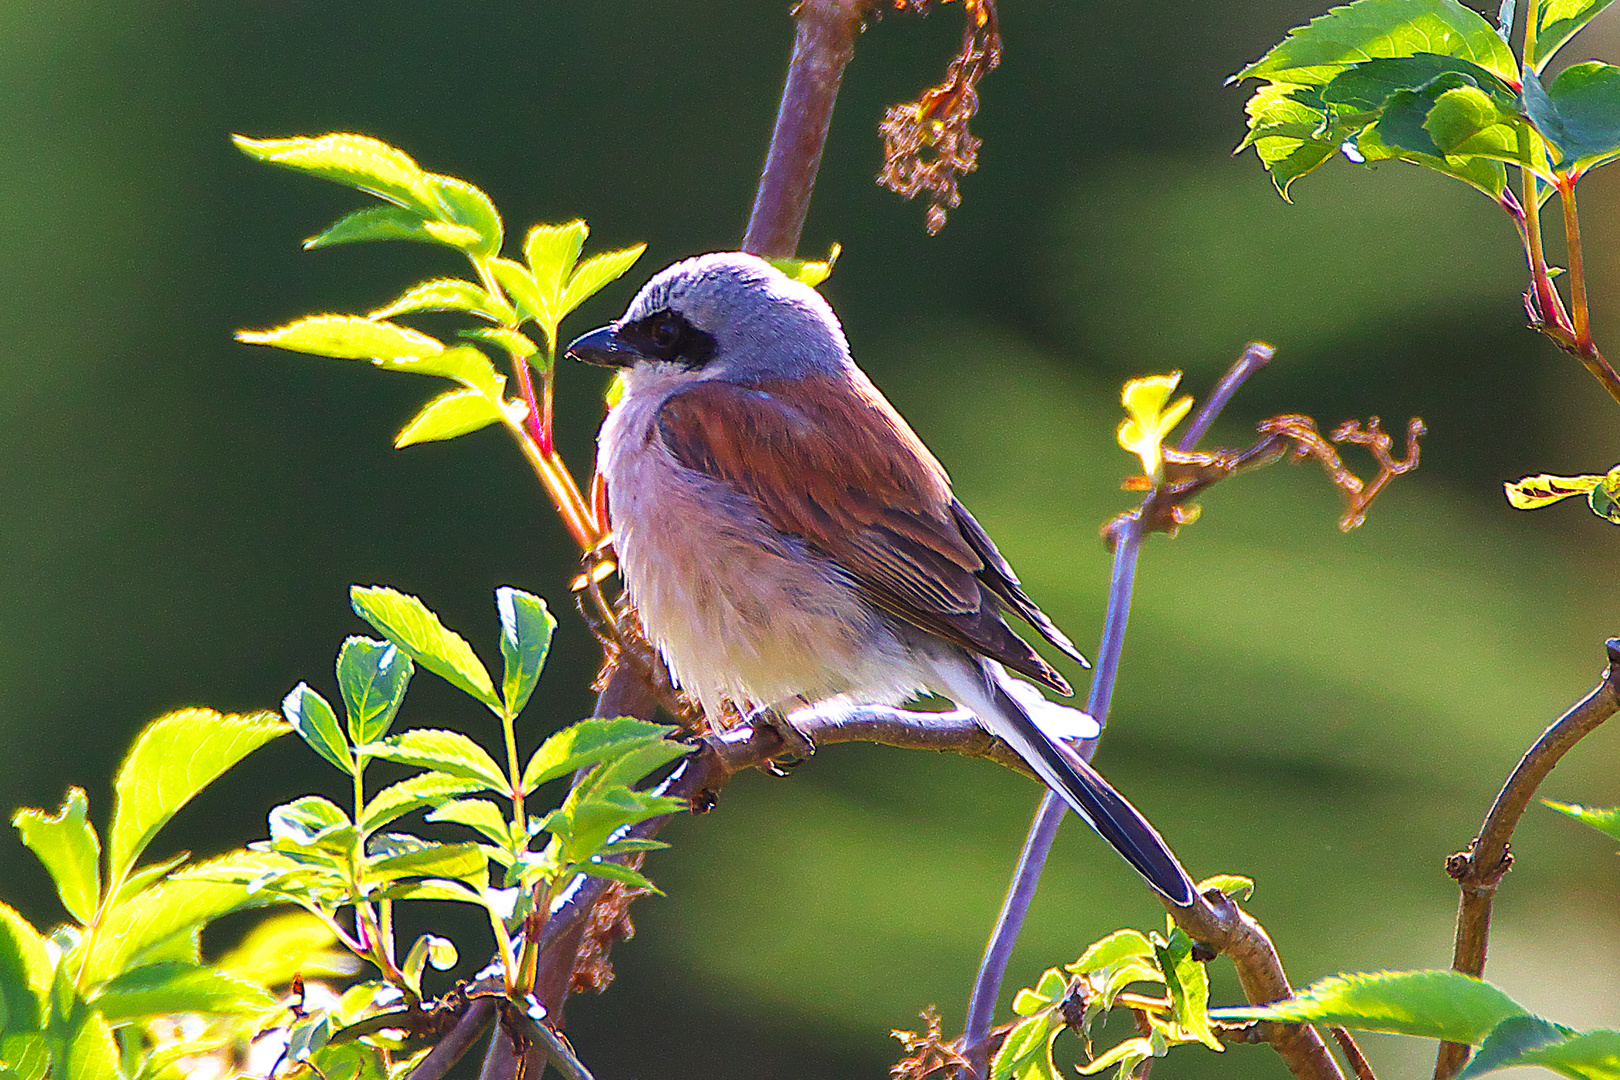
[1534,0,1619,70]
[764,243,841,288]
[1321,53,1516,112]
[1510,1028,1620,1077]
[367,841,487,888]
[488,258,547,327]
[237,315,443,361]
[365,729,507,793]
[368,278,514,324]
[496,587,554,717]
[425,799,512,847]
[524,221,589,309]
[233,133,441,215]
[394,387,506,447]
[1211,969,1528,1043]
[92,961,276,1022]
[0,904,50,1035]
[375,344,504,398]
[1527,62,1620,167]
[1504,471,1603,508]
[337,637,413,746]
[458,327,539,364]
[521,717,681,793]
[12,789,100,924]
[1155,929,1221,1050]
[1458,1015,1573,1078]
[108,710,287,889]
[216,910,355,987]
[303,206,479,250]
[1544,799,1620,842]
[282,683,352,773]
[428,173,502,257]
[350,586,499,710]
[360,773,484,835]
[61,1011,118,1080]
[1070,929,1156,974]
[560,244,647,317]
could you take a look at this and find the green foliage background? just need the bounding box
[0,2,1616,1077]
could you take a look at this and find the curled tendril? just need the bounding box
[878,0,1001,234]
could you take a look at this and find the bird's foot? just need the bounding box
[747,705,816,774]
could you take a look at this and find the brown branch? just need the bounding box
[1330,1027,1378,1080]
[405,997,495,1080]
[1433,638,1620,1080]
[742,0,875,257]
[1166,887,1346,1080]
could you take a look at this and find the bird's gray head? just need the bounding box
[565,252,852,385]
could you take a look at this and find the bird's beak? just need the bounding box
[565,325,642,368]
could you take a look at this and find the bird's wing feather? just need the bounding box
[653,374,1076,693]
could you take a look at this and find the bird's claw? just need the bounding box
[748,706,816,773]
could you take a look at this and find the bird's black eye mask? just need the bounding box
[617,309,717,370]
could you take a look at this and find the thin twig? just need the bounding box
[1331,1026,1378,1080]
[1433,638,1620,1080]
[406,997,495,1080]
[742,0,874,257]
[960,344,1274,1078]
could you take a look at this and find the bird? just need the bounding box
[566,252,1194,906]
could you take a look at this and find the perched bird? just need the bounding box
[567,252,1193,906]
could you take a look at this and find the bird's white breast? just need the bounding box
[597,380,923,721]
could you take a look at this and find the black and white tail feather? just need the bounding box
[936,657,1196,907]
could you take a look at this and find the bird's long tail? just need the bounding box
[937,658,1195,907]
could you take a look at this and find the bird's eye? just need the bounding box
[650,314,681,350]
[622,309,717,369]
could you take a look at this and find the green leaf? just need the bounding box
[1544,799,1620,842]
[60,1010,118,1080]
[375,343,504,398]
[1154,929,1220,1050]
[359,773,483,835]
[305,1039,389,1080]
[487,258,548,327]
[111,853,188,907]
[1232,0,1517,87]
[1590,467,1620,523]
[394,387,507,448]
[1526,62,1620,167]
[559,244,647,318]
[350,586,500,710]
[990,1012,1059,1080]
[369,879,484,904]
[576,859,661,895]
[1321,53,1517,112]
[401,934,457,994]
[0,1033,48,1080]
[337,637,413,746]
[268,796,352,849]
[368,278,515,324]
[1071,929,1156,974]
[496,587,554,718]
[1458,1015,1573,1077]
[1076,1036,1157,1077]
[366,730,508,793]
[1210,970,1528,1043]
[303,205,479,250]
[1196,875,1255,902]
[427,173,502,257]
[83,852,278,985]
[1512,1029,1620,1078]
[216,910,355,986]
[524,221,589,314]
[12,789,101,924]
[459,326,539,365]
[366,840,487,888]
[107,709,287,890]
[764,242,841,288]
[237,315,443,361]
[425,799,512,847]
[1424,84,1520,156]
[283,683,353,773]
[521,717,680,793]
[1534,0,1619,70]
[233,133,441,216]
[0,904,51,1036]
[92,961,276,1022]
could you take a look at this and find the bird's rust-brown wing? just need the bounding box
[653,372,1082,693]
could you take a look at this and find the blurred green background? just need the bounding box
[2,2,1618,1077]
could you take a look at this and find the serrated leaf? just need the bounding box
[1071,929,1156,974]
[1510,1028,1620,1078]
[369,879,485,904]
[268,796,351,849]
[1232,0,1517,87]
[234,133,441,215]
[1504,471,1604,508]
[368,278,514,324]
[303,205,478,250]
[366,841,487,889]
[1425,85,1520,156]
[577,859,661,894]
[1155,930,1220,1050]
[427,173,502,257]
[1076,1036,1156,1076]
[217,910,355,987]
[488,258,547,327]
[1528,62,1620,167]
[366,730,508,793]
[375,344,504,399]
[425,799,512,847]
[524,221,589,312]
[283,683,353,773]
[585,737,690,792]
[764,242,841,288]
[237,315,443,361]
[60,1010,118,1080]
[990,1012,1059,1080]
[1321,53,1517,112]
[1534,0,1619,70]
[394,387,506,448]
[336,637,413,746]
[83,853,278,985]
[559,244,647,318]
[1210,969,1529,1043]
[521,717,680,793]
[112,853,188,906]
[1458,1015,1573,1077]
[0,904,50,1036]
[1544,799,1620,842]
[496,587,554,718]
[0,1033,47,1080]
[360,774,484,835]
[107,709,287,890]
[12,789,101,924]
[92,961,276,1022]
[350,587,500,710]
[459,326,539,365]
